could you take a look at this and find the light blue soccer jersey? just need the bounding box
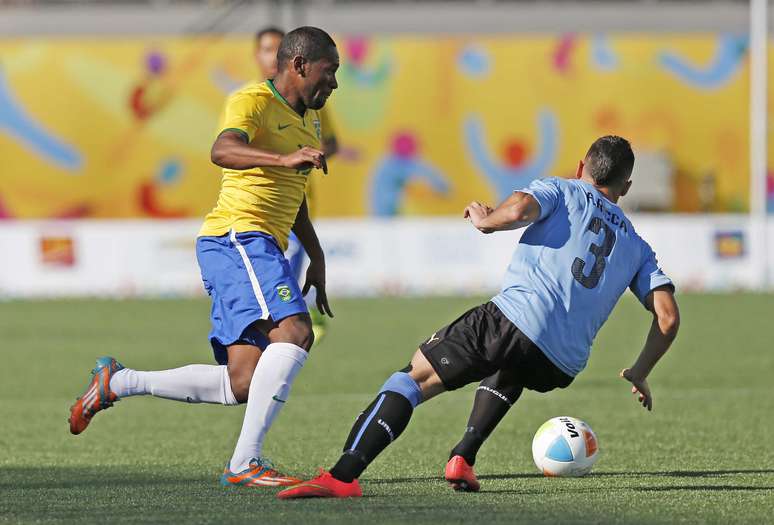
[491,177,673,377]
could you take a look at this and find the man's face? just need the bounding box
[300,47,339,110]
[255,33,282,79]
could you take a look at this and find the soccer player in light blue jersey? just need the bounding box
[279,136,680,499]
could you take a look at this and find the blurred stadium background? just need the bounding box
[3,2,774,524]
[0,0,772,298]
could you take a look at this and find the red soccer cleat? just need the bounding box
[276,470,362,499]
[445,455,480,492]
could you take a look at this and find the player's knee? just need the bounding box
[227,367,252,403]
[403,350,446,401]
[380,372,423,408]
[277,315,314,351]
[290,316,314,350]
[408,349,438,384]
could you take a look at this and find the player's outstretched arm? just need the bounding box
[464,192,541,234]
[211,131,327,173]
[292,197,333,317]
[621,286,680,411]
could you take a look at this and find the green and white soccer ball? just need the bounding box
[532,416,599,477]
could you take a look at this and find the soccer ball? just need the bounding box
[532,416,599,477]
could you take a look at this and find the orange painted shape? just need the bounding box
[584,430,598,457]
[39,236,76,267]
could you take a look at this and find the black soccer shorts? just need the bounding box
[419,302,573,393]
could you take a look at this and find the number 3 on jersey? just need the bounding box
[572,217,616,289]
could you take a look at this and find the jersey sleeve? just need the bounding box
[629,242,675,306]
[219,92,269,143]
[520,178,563,221]
[318,105,337,141]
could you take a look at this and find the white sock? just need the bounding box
[110,365,238,405]
[229,343,308,472]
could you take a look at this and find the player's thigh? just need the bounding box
[513,342,574,393]
[258,313,314,350]
[406,348,446,402]
[479,368,525,405]
[417,304,499,393]
[283,231,307,283]
[226,343,263,402]
[196,233,275,365]
[236,232,310,343]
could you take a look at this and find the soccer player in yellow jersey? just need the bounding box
[68,27,339,488]
[254,26,338,344]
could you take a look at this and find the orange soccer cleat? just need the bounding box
[277,469,362,499]
[221,458,302,488]
[69,357,124,435]
[445,455,480,492]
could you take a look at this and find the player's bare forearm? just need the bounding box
[621,287,679,410]
[211,131,327,173]
[632,287,679,377]
[293,197,333,317]
[291,197,324,263]
[465,192,541,234]
[211,131,284,170]
[631,316,675,378]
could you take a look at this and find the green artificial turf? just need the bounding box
[1,294,772,524]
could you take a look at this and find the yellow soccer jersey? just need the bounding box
[306,103,337,218]
[199,80,323,250]
[318,104,337,143]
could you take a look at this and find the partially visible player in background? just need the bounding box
[254,26,339,344]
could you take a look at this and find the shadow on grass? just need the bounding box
[592,469,774,479]
[484,485,774,495]
[369,473,544,485]
[0,466,388,504]
[5,466,772,492]
[486,469,774,481]
[0,466,215,490]
[632,485,774,492]
[369,469,774,486]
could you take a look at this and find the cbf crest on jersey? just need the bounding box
[313,119,321,139]
[276,284,293,303]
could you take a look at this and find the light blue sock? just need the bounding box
[379,371,422,408]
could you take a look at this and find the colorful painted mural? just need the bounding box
[0,34,771,219]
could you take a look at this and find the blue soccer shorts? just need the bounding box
[196,230,308,365]
[284,231,308,283]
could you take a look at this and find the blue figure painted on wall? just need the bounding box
[0,68,81,171]
[659,34,748,89]
[464,110,558,201]
[369,131,450,216]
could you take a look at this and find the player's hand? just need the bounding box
[620,368,653,411]
[463,201,494,233]
[281,147,328,174]
[302,258,334,317]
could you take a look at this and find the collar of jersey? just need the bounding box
[577,179,620,208]
[266,79,305,118]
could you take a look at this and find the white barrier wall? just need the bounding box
[0,216,772,298]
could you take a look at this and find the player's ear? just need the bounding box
[575,160,584,179]
[292,55,306,76]
[620,179,633,197]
